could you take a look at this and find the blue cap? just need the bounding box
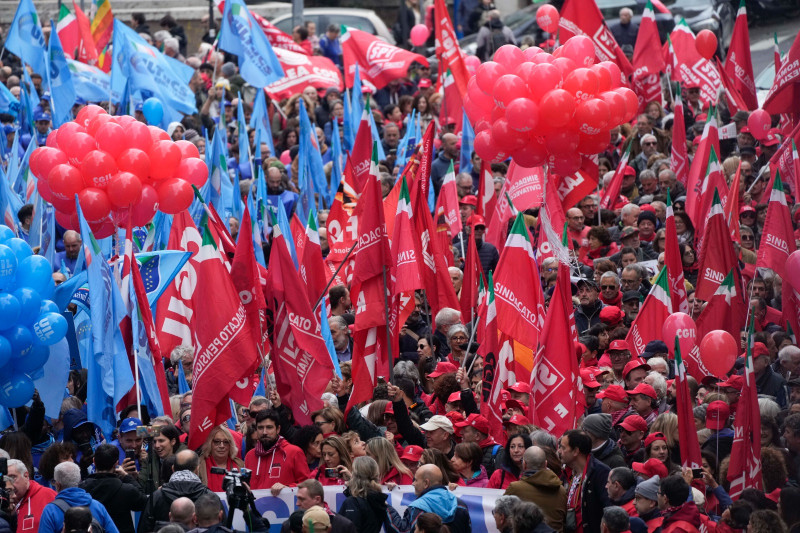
[75,96,87,105]
[2,124,14,136]
[134,102,143,112]
[33,110,51,122]
[119,417,142,434]
[42,91,51,99]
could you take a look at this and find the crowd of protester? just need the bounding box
[1,3,800,533]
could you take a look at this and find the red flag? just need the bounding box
[724,163,743,243]
[695,147,730,250]
[436,161,462,236]
[351,148,392,286]
[674,337,703,470]
[266,49,343,101]
[685,110,720,228]
[756,173,796,278]
[493,214,545,350]
[392,177,422,295]
[556,157,599,212]
[664,21,721,107]
[531,261,581,436]
[626,268,671,357]
[715,58,750,115]
[727,320,763,499]
[411,122,436,202]
[325,177,359,264]
[476,161,497,221]
[459,229,483,324]
[434,0,469,99]
[341,27,429,90]
[665,195,689,314]
[695,190,739,302]
[485,163,543,250]
[558,0,634,78]
[671,87,689,187]
[696,270,747,349]
[763,30,800,116]
[73,2,98,66]
[300,213,331,307]
[632,1,665,111]
[267,222,335,425]
[600,145,632,210]
[232,205,269,363]
[479,272,506,443]
[57,5,80,59]
[347,324,391,411]
[350,110,374,193]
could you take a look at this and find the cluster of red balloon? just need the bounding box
[663,312,737,379]
[464,38,638,174]
[29,105,208,238]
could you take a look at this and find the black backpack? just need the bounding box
[51,499,105,533]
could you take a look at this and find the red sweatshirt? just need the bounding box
[244,437,310,489]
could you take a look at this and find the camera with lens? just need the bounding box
[0,458,10,511]
[210,467,253,510]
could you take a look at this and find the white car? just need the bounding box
[271,8,396,45]
[755,64,775,108]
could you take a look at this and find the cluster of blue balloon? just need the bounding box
[0,224,67,408]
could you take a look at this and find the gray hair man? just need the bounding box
[505,447,567,532]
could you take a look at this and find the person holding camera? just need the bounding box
[198,427,244,492]
[111,418,146,475]
[80,444,148,533]
[310,437,351,487]
[185,493,268,533]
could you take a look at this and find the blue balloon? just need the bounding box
[13,344,49,374]
[5,238,32,263]
[14,287,42,324]
[6,325,33,358]
[40,300,59,314]
[20,133,31,150]
[39,276,55,301]
[15,255,53,294]
[0,373,35,408]
[142,98,164,126]
[32,312,67,346]
[0,336,10,369]
[0,225,14,244]
[0,243,18,291]
[0,293,21,327]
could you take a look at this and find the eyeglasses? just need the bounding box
[741,235,754,241]
[212,439,230,447]
[643,142,657,146]
[315,420,332,427]
[417,344,428,349]
[741,213,755,218]
[450,336,468,342]
[600,285,617,290]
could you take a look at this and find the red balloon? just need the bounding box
[523,47,543,61]
[148,141,181,181]
[89,217,116,239]
[30,147,67,181]
[81,150,118,189]
[95,122,128,159]
[409,24,429,47]
[131,185,159,226]
[86,113,114,136]
[598,61,623,88]
[157,179,194,214]
[107,172,143,208]
[51,195,77,215]
[552,57,577,78]
[48,164,84,200]
[592,64,612,93]
[125,121,153,152]
[747,109,771,141]
[786,250,800,293]
[505,98,539,132]
[117,148,151,182]
[493,45,524,69]
[78,187,112,222]
[473,130,502,163]
[110,208,130,227]
[61,132,96,166]
[475,62,507,96]
[545,129,580,157]
[56,122,86,151]
[46,130,58,148]
[175,140,200,160]
[695,30,718,60]
[562,68,599,102]
[514,61,535,81]
[525,63,562,103]
[512,135,548,168]
[530,53,553,65]
[491,119,526,151]
[176,158,208,188]
[492,74,529,109]
[116,115,138,127]
[699,330,738,378]
[37,176,55,203]
[535,4,559,33]
[552,152,582,175]
[539,89,575,127]
[575,98,611,134]
[577,130,610,155]
[464,55,481,73]
[662,312,697,357]
[55,210,77,230]
[562,35,596,67]
[148,126,170,143]
[75,105,106,129]
[602,91,627,127]
[616,87,639,122]
[467,78,495,118]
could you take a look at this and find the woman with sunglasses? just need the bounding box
[199,426,244,492]
[310,406,346,437]
[679,242,699,287]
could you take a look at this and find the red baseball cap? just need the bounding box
[608,340,630,352]
[459,195,478,207]
[706,400,730,430]
[640,204,655,213]
[384,402,394,416]
[622,165,636,177]
[600,306,623,326]
[575,341,587,358]
[418,78,432,89]
[429,362,458,378]
[633,458,668,479]
[444,410,465,429]
[623,359,651,379]
[454,413,490,434]
[740,126,751,134]
[401,445,424,462]
[504,414,531,427]
[618,414,648,433]
[503,398,528,415]
[468,214,486,228]
[762,132,779,146]
[644,432,667,448]
[508,382,531,394]
[752,342,769,358]
[626,383,657,399]
[580,368,602,389]
[447,392,462,404]
[739,205,756,215]
[597,384,628,403]
[718,374,743,391]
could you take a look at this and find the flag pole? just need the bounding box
[461,320,478,370]
[382,264,394,382]
[311,239,359,312]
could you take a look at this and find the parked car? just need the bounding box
[271,8,395,45]
[755,63,775,108]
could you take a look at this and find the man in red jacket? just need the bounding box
[244,410,310,495]
[7,459,56,533]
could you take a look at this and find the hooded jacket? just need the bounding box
[38,487,120,533]
[14,480,56,533]
[80,473,148,533]
[243,437,310,490]
[339,489,389,533]
[505,468,568,533]
[661,501,702,533]
[136,471,213,533]
[384,486,471,533]
[594,439,627,469]
[462,465,489,487]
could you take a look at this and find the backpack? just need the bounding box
[488,27,508,58]
[51,499,105,533]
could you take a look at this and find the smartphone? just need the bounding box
[691,468,703,479]
[125,449,136,462]
[324,468,339,478]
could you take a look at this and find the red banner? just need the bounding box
[559,0,634,78]
[266,48,343,100]
[341,27,429,90]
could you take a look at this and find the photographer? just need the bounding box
[81,444,148,533]
[186,493,267,533]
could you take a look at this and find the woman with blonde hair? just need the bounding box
[199,426,244,491]
[338,456,388,533]
[342,431,366,459]
[650,411,681,467]
[311,406,346,436]
[365,437,412,484]
[311,435,352,486]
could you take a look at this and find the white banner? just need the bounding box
[221,486,505,533]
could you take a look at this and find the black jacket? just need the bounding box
[579,456,612,533]
[338,490,388,533]
[756,366,787,408]
[137,474,214,533]
[593,440,627,469]
[575,300,605,334]
[81,473,148,533]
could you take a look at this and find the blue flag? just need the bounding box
[245,188,266,267]
[460,110,475,175]
[0,83,19,117]
[342,90,355,152]
[226,398,238,430]
[297,100,326,220]
[253,366,266,398]
[219,0,284,88]
[133,250,192,307]
[47,21,76,128]
[23,66,41,104]
[273,197,298,269]
[127,270,165,417]
[177,361,191,394]
[111,20,197,123]
[319,296,343,379]
[329,119,343,205]
[66,59,111,103]
[351,67,364,129]
[368,107,386,162]
[77,198,135,439]
[396,110,416,171]
[236,96,252,180]
[0,164,22,233]
[6,0,46,77]
[33,337,71,419]
[53,270,88,311]
[249,88,276,158]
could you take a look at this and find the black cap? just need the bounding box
[622,290,641,303]
[577,278,598,290]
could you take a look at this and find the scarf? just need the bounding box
[254,436,284,458]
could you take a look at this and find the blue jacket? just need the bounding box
[38,487,120,533]
[385,486,471,533]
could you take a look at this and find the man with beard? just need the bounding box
[575,279,605,333]
[244,410,310,494]
[265,164,298,218]
[328,316,353,362]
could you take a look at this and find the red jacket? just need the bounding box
[244,438,310,489]
[310,467,347,487]
[15,480,56,533]
[382,466,412,485]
